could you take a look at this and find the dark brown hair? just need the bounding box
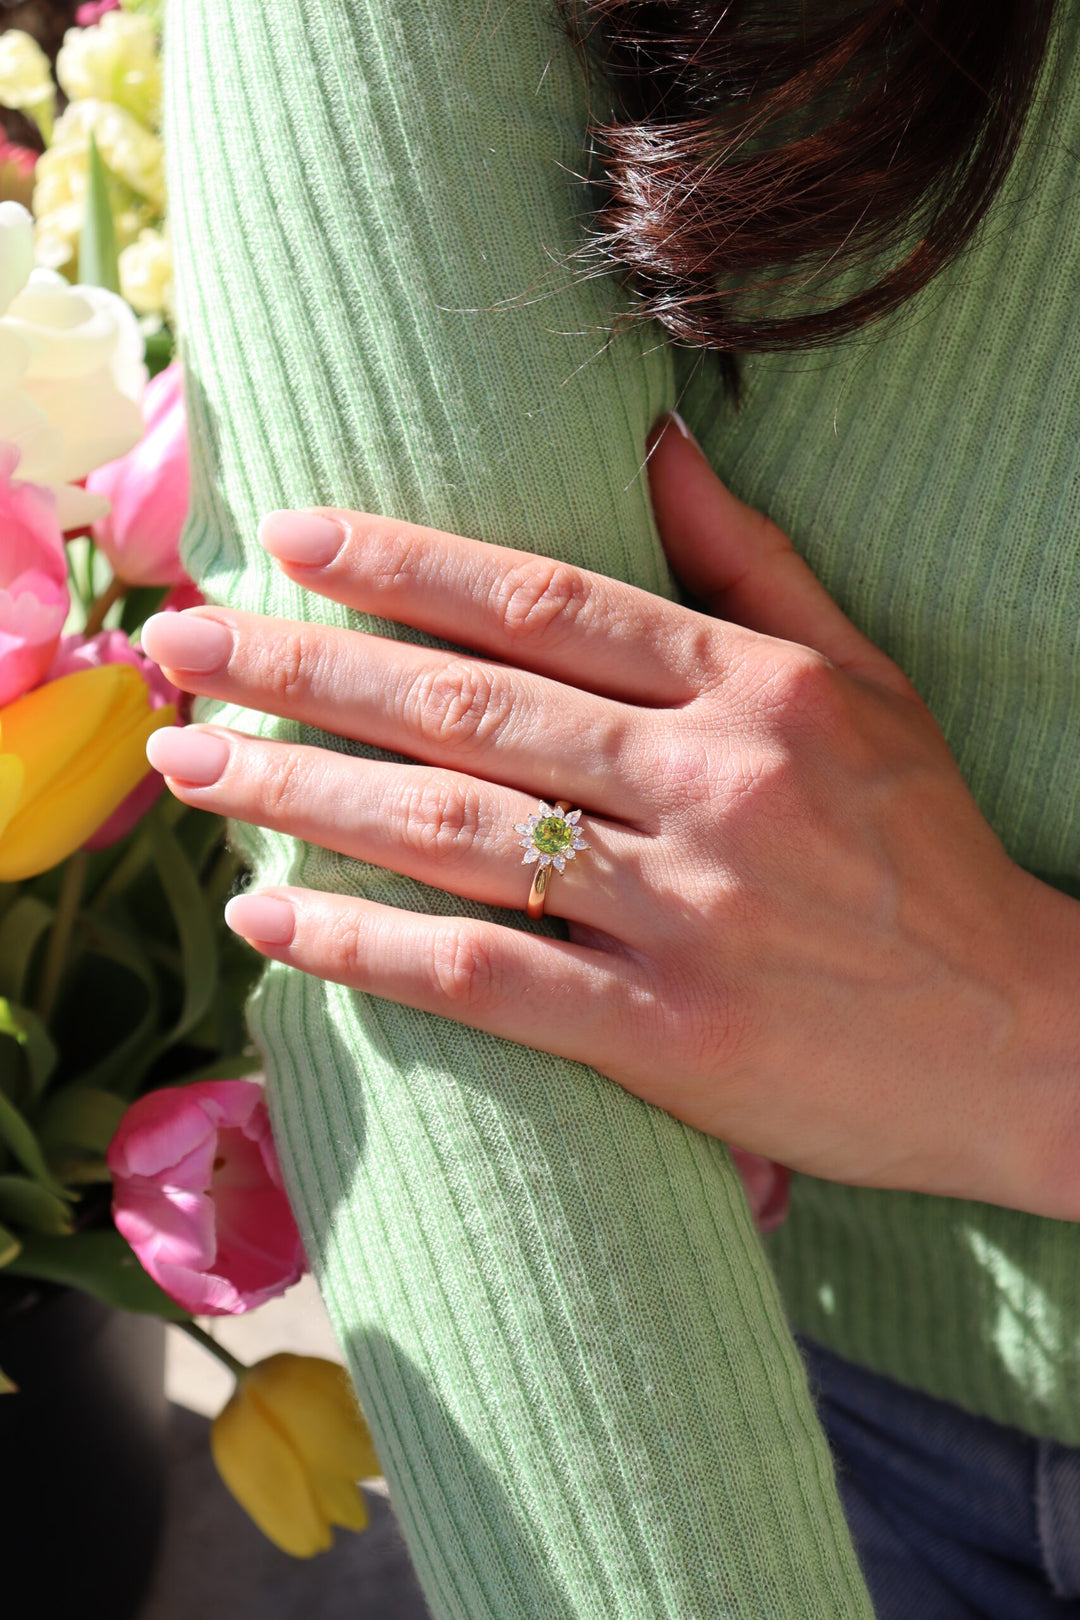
[565,1,1061,351]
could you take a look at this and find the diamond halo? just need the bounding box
[515,801,589,874]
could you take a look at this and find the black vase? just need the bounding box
[0,1285,168,1620]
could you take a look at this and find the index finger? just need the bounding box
[257,507,719,705]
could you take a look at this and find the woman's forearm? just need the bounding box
[164,1,872,1614]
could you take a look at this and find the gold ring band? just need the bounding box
[517,800,589,920]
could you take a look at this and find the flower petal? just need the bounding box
[211,1383,331,1558]
[248,1354,380,1479]
[309,1469,370,1533]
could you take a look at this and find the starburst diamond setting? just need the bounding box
[515,802,588,873]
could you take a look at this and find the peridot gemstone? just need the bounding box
[533,815,574,855]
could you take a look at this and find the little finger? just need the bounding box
[223,885,643,1076]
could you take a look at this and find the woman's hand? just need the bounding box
[141,417,1080,1218]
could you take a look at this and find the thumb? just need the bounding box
[648,414,915,698]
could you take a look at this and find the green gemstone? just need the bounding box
[533,815,574,855]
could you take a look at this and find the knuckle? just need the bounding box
[402,775,484,860]
[407,659,511,748]
[495,560,591,648]
[259,747,310,820]
[763,648,846,731]
[365,525,425,595]
[265,629,311,705]
[326,910,369,985]
[427,924,496,1008]
[653,734,713,807]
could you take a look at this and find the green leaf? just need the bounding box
[47,1157,112,1186]
[120,585,170,636]
[78,131,120,294]
[20,1011,59,1103]
[0,1176,75,1236]
[0,1000,25,1045]
[0,1223,21,1270]
[0,899,53,1003]
[36,1086,127,1159]
[143,326,175,379]
[0,1000,57,1106]
[0,1002,58,1104]
[149,817,218,1047]
[71,919,160,1098]
[5,1230,191,1321]
[0,1091,68,1198]
[0,1039,22,1106]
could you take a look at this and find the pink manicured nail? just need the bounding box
[225,893,296,946]
[142,612,232,673]
[146,726,230,785]
[257,511,344,567]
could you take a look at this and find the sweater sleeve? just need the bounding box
[164,2,872,1613]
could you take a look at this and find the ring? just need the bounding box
[517,800,589,920]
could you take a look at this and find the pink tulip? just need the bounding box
[87,361,190,587]
[0,443,70,708]
[45,630,183,847]
[730,1148,791,1234]
[160,581,205,614]
[108,1080,308,1316]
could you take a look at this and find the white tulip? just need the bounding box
[0,256,146,529]
[0,202,34,319]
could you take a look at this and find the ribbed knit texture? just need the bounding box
[165,2,871,1615]
[164,0,1079,1611]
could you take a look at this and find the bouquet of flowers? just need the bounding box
[0,2,378,1558]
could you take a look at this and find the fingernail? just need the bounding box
[146,726,230,785]
[258,511,344,567]
[224,893,296,946]
[142,612,232,673]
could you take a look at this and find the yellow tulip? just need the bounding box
[0,664,173,881]
[211,1354,380,1558]
[0,729,23,844]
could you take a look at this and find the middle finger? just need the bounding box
[142,608,655,820]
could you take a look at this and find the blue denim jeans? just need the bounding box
[801,1339,1080,1618]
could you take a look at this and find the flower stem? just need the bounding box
[83,575,127,637]
[180,1321,249,1382]
[35,850,89,1024]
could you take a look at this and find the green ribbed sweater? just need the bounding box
[165,2,1080,1614]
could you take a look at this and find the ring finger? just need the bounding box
[146,724,639,933]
